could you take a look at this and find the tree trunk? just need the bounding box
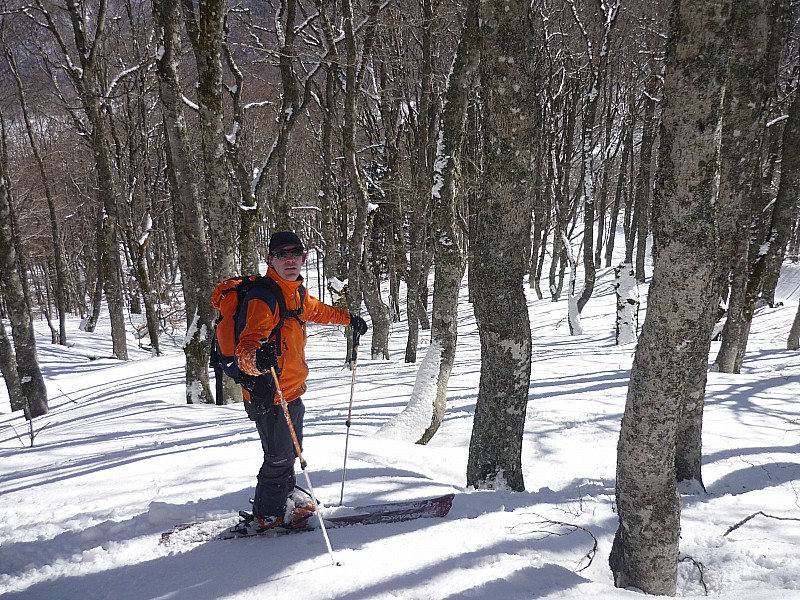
[605,110,632,268]
[633,92,656,283]
[82,217,104,334]
[185,0,236,280]
[789,300,800,350]
[5,45,68,346]
[154,0,215,404]
[714,0,789,374]
[403,0,437,364]
[614,262,638,345]
[466,0,536,492]
[574,1,621,314]
[416,0,478,444]
[134,228,161,355]
[610,0,733,593]
[341,0,384,356]
[0,317,25,412]
[58,0,129,361]
[0,139,48,419]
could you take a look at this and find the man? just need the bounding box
[234,231,368,531]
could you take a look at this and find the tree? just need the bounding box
[4,41,68,347]
[569,0,621,319]
[153,0,215,404]
[0,318,25,412]
[182,0,236,281]
[609,0,734,593]
[401,0,480,444]
[0,117,48,418]
[714,0,791,374]
[466,0,538,491]
[340,0,390,361]
[403,0,438,364]
[29,0,130,360]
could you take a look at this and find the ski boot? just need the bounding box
[282,487,316,529]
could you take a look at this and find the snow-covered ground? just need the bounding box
[1,259,799,600]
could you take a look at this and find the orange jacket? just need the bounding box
[235,269,351,403]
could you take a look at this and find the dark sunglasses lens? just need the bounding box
[275,248,303,259]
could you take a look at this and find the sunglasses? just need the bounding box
[272,248,304,260]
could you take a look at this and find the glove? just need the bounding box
[349,313,368,336]
[236,346,261,376]
[255,342,278,375]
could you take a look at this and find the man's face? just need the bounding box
[268,246,307,280]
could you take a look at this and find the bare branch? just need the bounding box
[723,511,800,536]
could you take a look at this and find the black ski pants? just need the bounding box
[251,398,304,519]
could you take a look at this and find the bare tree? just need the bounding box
[714,0,791,374]
[28,0,129,360]
[466,0,538,491]
[153,0,215,404]
[569,0,621,320]
[3,41,68,347]
[609,0,734,593]
[182,0,236,280]
[415,0,479,444]
[0,116,48,418]
[341,0,390,360]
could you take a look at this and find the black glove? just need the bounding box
[255,342,278,375]
[349,313,368,336]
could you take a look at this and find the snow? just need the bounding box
[376,340,440,441]
[1,259,800,599]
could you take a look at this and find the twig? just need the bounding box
[723,511,800,536]
[56,386,79,404]
[679,555,708,595]
[511,515,598,572]
[9,423,27,448]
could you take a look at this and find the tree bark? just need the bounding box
[466,0,537,492]
[184,0,236,280]
[403,0,437,364]
[154,0,215,404]
[416,0,479,444]
[341,0,388,360]
[573,0,621,315]
[0,317,25,412]
[633,92,656,283]
[5,45,68,347]
[609,0,733,593]
[51,0,129,360]
[714,0,789,374]
[0,134,48,419]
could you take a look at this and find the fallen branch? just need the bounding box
[679,555,708,595]
[511,515,598,572]
[723,511,800,536]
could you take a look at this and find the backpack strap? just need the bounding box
[236,276,306,357]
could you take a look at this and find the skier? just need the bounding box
[234,231,368,532]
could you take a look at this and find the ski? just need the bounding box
[160,493,454,545]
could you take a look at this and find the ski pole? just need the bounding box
[338,329,360,506]
[269,367,340,567]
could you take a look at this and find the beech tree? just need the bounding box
[28,0,130,360]
[420,0,479,443]
[609,0,734,593]
[153,0,215,404]
[466,0,538,491]
[0,117,48,418]
[714,0,792,374]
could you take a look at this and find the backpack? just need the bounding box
[210,275,306,397]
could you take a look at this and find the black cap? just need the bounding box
[269,231,305,255]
